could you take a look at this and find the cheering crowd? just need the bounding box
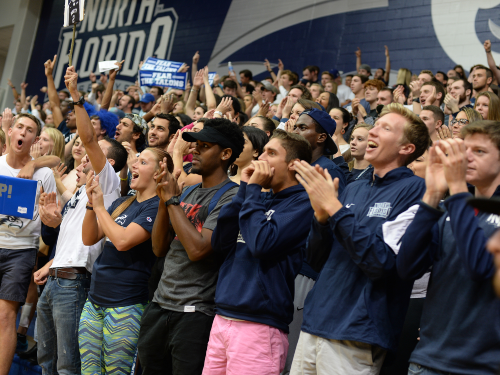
[0,40,500,375]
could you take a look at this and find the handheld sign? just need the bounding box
[98,60,118,73]
[64,0,86,67]
[0,175,39,220]
[208,72,217,86]
[141,57,184,73]
[139,70,187,90]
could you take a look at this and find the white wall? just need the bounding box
[0,0,42,111]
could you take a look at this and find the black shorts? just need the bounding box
[0,248,37,302]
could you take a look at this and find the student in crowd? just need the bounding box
[38,127,65,160]
[395,68,412,101]
[0,113,59,374]
[137,119,244,374]
[291,108,347,195]
[114,114,148,156]
[247,115,276,137]
[35,67,127,375]
[229,126,268,185]
[316,91,339,113]
[291,103,430,374]
[328,107,352,158]
[419,105,444,142]
[471,65,493,103]
[303,65,320,84]
[205,130,314,374]
[347,122,374,183]
[309,83,323,100]
[414,81,445,115]
[355,79,386,125]
[345,75,370,114]
[63,135,87,193]
[277,70,298,102]
[377,87,394,105]
[397,121,500,374]
[79,148,170,374]
[474,91,500,121]
[331,70,354,107]
[450,107,483,138]
[148,114,182,151]
[444,78,473,116]
[280,99,322,130]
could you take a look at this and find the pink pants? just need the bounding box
[202,315,289,375]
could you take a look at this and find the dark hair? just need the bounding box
[223,80,237,90]
[422,81,446,105]
[354,74,369,84]
[452,78,472,95]
[124,94,136,108]
[346,74,354,78]
[242,126,268,157]
[331,107,353,124]
[322,92,340,112]
[155,113,182,137]
[152,86,164,96]
[16,113,42,136]
[304,65,320,74]
[380,87,394,95]
[270,129,312,163]
[65,135,83,173]
[222,95,241,114]
[454,65,465,79]
[475,65,493,80]
[103,136,128,172]
[436,71,447,79]
[255,116,276,136]
[203,118,245,166]
[176,114,193,127]
[240,69,253,80]
[289,85,312,100]
[422,105,445,124]
[238,111,249,127]
[461,120,500,151]
[95,84,105,95]
[243,83,255,94]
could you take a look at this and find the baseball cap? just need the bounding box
[139,93,155,104]
[260,80,279,95]
[182,124,244,159]
[359,64,372,75]
[301,108,338,155]
[329,69,340,79]
[467,196,500,214]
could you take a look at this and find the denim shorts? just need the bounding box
[0,248,37,302]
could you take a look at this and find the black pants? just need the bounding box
[148,256,165,301]
[380,297,425,375]
[137,302,214,375]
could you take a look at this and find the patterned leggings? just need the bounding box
[79,300,147,375]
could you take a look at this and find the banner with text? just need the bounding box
[139,70,187,89]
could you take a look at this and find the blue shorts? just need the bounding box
[0,248,37,302]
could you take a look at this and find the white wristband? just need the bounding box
[214,111,223,116]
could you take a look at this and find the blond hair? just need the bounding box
[474,92,500,121]
[396,68,412,86]
[41,127,65,160]
[379,103,430,165]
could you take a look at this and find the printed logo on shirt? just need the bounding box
[265,209,275,221]
[486,214,500,228]
[115,214,128,226]
[0,216,24,233]
[147,217,152,222]
[237,231,245,243]
[174,202,204,241]
[367,202,392,218]
[346,203,355,208]
[62,187,85,218]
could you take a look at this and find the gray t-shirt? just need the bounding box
[153,179,238,316]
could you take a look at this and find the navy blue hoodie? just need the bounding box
[212,182,314,332]
[397,190,500,374]
[301,167,426,351]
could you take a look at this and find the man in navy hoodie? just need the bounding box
[397,120,500,375]
[204,130,314,375]
[291,103,430,374]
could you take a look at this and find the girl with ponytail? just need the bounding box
[79,147,172,375]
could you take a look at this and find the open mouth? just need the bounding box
[17,139,23,148]
[114,131,121,139]
[367,140,378,149]
[131,172,139,180]
[149,137,157,143]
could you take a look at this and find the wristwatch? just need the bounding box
[70,96,85,109]
[165,196,180,207]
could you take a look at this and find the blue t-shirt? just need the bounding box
[88,195,160,307]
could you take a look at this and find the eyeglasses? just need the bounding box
[451,119,469,126]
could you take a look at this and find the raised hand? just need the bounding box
[85,170,96,206]
[44,55,57,77]
[7,79,14,88]
[52,163,67,181]
[434,138,468,195]
[385,45,389,57]
[437,125,453,140]
[2,108,13,131]
[248,160,275,187]
[252,90,263,106]
[21,82,28,90]
[215,96,233,115]
[283,96,295,118]
[284,118,297,133]
[444,93,460,113]
[351,98,360,116]
[173,130,196,156]
[193,69,204,87]
[156,164,182,202]
[177,63,189,73]
[161,94,175,114]
[203,109,216,119]
[30,143,41,159]
[89,71,96,83]
[192,51,200,64]
[122,141,138,170]
[264,59,272,71]
[39,191,63,228]
[485,40,492,53]
[393,85,406,104]
[109,60,125,80]
[278,59,284,71]
[64,66,79,98]
[257,100,271,117]
[355,47,361,58]
[421,144,448,207]
[90,175,105,209]
[410,80,422,97]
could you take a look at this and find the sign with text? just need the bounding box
[0,176,38,220]
[208,72,217,86]
[139,70,187,89]
[64,0,85,27]
[141,57,184,73]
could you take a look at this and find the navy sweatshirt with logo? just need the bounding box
[301,167,426,351]
[397,190,500,375]
[211,182,314,332]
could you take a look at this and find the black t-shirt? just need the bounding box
[88,195,160,307]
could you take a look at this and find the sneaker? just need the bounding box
[19,343,38,365]
[16,333,28,353]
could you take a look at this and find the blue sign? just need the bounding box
[0,176,38,220]
[208,72,217,86]
[139,70,187,89]
[141,57,184,73]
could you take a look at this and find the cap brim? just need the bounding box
[182,131,212,143]
[467,196,500,214]
[324,135,339,156]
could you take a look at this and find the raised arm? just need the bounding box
[64,66,107,174]
[2,108,13,155]
[355,47,362,72]
[185,69,204,118]
[44,56,64,126]
[7,79,19,100]
[20,82,28,111]
[101,60,124,110]
[384,45,391,84]
[191,51,199,83]
[484,40,500,84]
[264,59,277,83]
[203,67,216,110]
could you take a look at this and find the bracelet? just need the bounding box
[214,111,223,116]
[120,177,128,181]
[191,87,200,92]
[86,205,93,210]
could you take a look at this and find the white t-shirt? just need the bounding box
[51,160,120,272]
[337,84,354,104]
[0,155,56,250]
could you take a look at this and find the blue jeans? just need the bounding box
[37,274,90,375]
[408,363,454,375]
